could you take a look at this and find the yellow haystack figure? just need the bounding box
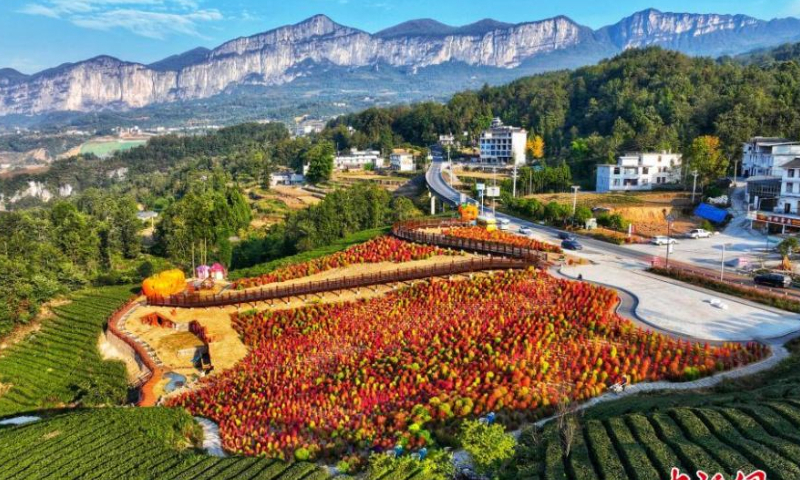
[142,269,187,297]
[781,255,793,272]
[459,203,478,222]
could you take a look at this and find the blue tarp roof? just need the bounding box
[694,202,728,224]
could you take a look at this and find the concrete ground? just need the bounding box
[624,184,782,270]
[562,259,800,342]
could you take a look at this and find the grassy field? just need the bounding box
[0,286,134,416]
[229,227,390,280]
[501,339,800,480]
[0,407,327,480]
[80,139,147,158]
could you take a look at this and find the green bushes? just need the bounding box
[668,408,754,474]
[694,408,800,480]
[460,420,517,477]
[584,420,626,480]
[605,417,660,480]
[625,414,684,474]
[596,213,631,232]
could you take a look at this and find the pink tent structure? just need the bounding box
[210,263,226,281]
[195,265,211,280]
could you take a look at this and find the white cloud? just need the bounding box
[18,0,222,38]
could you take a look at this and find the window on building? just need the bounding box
[642,167,649,174]
[613,179,620,186]
[790,169,796,178]
[613,167,620,175]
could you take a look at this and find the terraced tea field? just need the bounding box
[503,339,800,480]
[0,286,134,416]
[0,408,326,480]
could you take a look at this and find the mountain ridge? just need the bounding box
[2,9,800,117]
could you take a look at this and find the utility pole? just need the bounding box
[571,185,580,216]
[720,243,727,281]
[512,161,518,198]
[691,170,699,204]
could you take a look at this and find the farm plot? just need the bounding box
[0,407,325,480]
[506,401,800,480]
[170,269,764,461]
[0,285,134,416]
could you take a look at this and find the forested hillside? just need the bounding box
[330,46,800,183]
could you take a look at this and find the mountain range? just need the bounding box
[1,8,800,118]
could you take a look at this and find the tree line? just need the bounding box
[328,46,800,186]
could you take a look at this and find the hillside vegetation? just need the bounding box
[331,46,800,183]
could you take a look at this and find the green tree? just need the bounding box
[305,140,335,183]
[460,420,517,478]
[687,135,729,187]
[778,237,799,257]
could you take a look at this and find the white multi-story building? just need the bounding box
[334,149,382,170]
[479,118,527,166]
[742,137,800,177]
[596,152,682,193]
[390,149,415,172]
[750,158,800,231]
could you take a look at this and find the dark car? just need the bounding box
[561,239,583,251]
[558,231,575,240]
[753,273,792,288]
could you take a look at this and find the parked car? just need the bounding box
[561,239,583,251]
[753,273,792,288]
[687,229,712,239]
[558,231,575,240]
[651,236,678,246]
[519,227,534,236]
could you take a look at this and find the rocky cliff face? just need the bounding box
[600,9,800,56]
[2,9,799,116]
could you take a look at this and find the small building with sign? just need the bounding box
[749,157,800,232]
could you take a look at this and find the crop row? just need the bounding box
[0,407,327,480]
[508,400,800,480]
[0,285,133,416]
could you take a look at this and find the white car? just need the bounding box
[687,228,712,239]
[519,227,534,236]
[651,236,678,246]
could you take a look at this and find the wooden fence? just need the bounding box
[147,257,531,308]
[392,219,550,264]
[105,298,163,406]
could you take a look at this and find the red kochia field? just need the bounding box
[233,236,456,289]
[170,269,767,460]
[442,226,562,253]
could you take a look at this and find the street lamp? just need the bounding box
[690,170,699,204]
[571,185,580,216]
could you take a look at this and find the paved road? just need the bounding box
[427,158,800,297]
[427,158,658,262]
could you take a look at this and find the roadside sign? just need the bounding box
[486,186,500,197]
[476,183,486,191]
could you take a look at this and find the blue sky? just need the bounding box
[2,0,799,73]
